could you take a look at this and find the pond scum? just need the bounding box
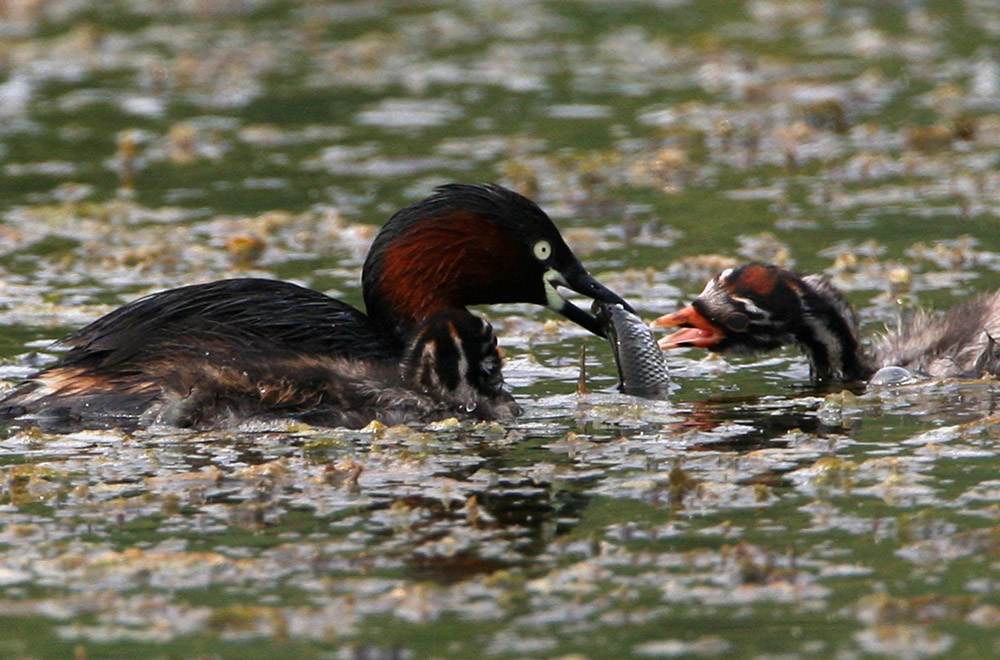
[2,1,1000,659]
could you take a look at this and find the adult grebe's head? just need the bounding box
[362,184,631,342]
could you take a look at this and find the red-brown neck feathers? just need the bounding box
[373,212,536,332]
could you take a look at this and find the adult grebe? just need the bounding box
[0,184,631,429]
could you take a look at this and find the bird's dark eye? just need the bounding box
[725,312,749,331]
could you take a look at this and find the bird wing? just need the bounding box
[57,278,398,369]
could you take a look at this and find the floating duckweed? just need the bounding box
[667,461,698,507]
[1,1,1000,658]
[224,234,267,267]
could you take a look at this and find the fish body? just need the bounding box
[596,302,671,398]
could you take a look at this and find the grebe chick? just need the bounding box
[652,262,1000,383]
[0,184,629,430]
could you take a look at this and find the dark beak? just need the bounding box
[544,264,634,338]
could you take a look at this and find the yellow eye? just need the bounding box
[533,240,552,261]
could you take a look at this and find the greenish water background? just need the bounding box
[2,1,1000,658]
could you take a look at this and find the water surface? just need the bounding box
[2,1,1000,658]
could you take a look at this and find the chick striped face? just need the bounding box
[653,264,803,354]
[653,263,873,382]
[403,311,505,405]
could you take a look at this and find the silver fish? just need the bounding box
[595,302,671,398]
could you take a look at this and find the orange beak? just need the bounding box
[651,305,726,350]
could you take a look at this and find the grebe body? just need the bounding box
[0,184,628,429]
